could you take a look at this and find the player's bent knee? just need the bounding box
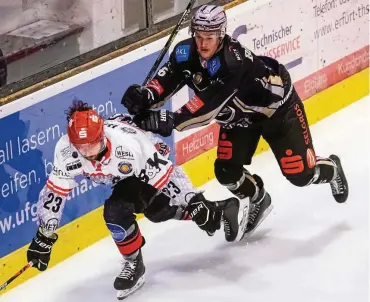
[104,199,145,256]
[103,198,135,229]
[214,159,259,199]
[285,170,315,187]
[214,159,244,185]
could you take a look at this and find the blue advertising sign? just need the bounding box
[0,51,173,258]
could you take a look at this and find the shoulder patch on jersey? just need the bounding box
[118,161,133,175]
[208,56,221,76]
[175,44,191,63]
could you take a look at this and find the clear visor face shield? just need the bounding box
[73,138,105,160]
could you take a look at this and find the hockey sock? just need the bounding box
[312,156,337,184]
[108,221,145,256]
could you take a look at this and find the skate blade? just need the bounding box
[235,203,250,242]
[240,204,273,241]
[117,276,145,300]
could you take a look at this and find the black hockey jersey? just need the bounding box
[146,35,294,131]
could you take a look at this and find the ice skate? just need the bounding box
[329,155,348,203]
[114,250,145,300]
[244,188,273,236]
[236,175,273,241]
[218,198,240,242]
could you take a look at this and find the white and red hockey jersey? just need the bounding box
[37,114,177,236]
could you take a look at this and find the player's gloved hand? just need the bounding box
[121,84,155,115]
[27,228,58,271]
[134,109,175,137]
[186,193,222,236]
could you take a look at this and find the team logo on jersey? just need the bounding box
[144,162,161,180]
[118,161,133,175]
[115,146,134,159]
[193,72,203,85]
[138,153,168,183]
[175,45,190,62]
[208,56,221,76]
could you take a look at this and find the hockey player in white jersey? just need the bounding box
[26,100,239,300]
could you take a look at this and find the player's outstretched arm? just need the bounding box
[27,142,77,271]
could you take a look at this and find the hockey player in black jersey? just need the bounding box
[122,4,349,240]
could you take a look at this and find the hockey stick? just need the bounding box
[142,0,196,86]
[0,260,37,292]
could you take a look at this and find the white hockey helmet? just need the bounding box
[190,4,227,38]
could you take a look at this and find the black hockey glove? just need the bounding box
[186,193,222,236]
[27,228,58,271]
[121,84,155,115]
[134,109,175,137]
